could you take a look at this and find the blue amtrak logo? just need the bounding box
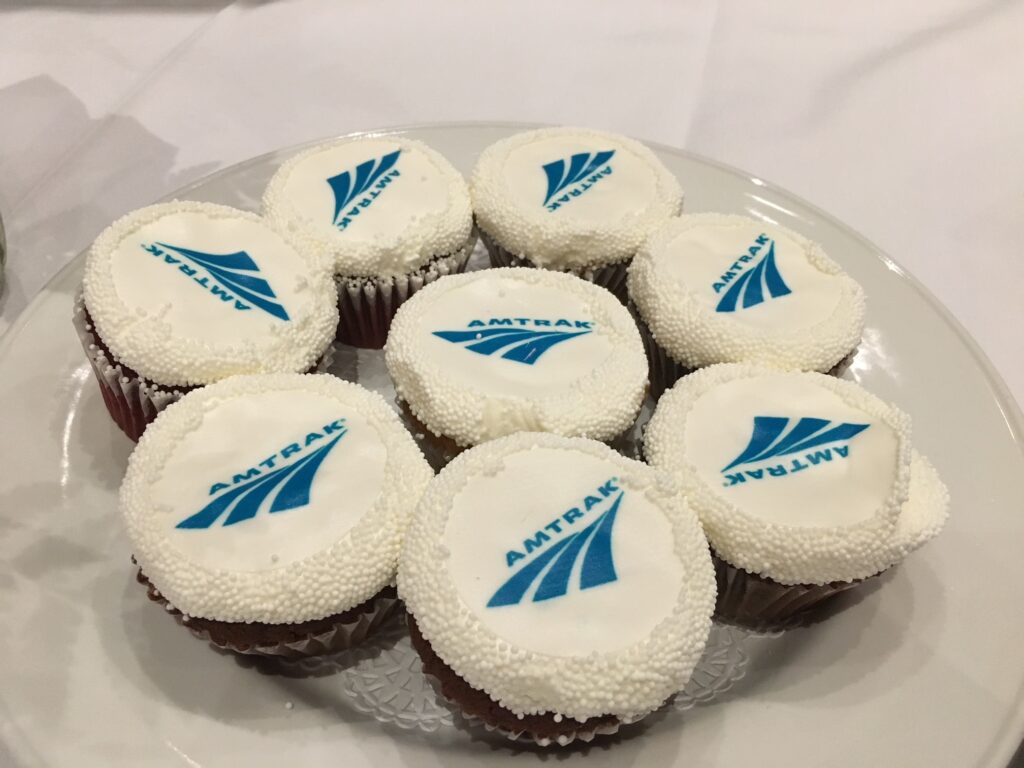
[176,418,347,529]
[542,150,615,212]
[721,416,870,487]
[327,149,401,231]
[141,242,290,321]
[712,235,792,313]
[433,317,592,366]
[488,479,622,608]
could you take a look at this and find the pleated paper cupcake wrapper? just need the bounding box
[713,554,864,629]
[140,573,401,659]
[73,294,187,441]
[480,230,630,304]
[463,710,638,748]
[408,614,644,748]
[418,660,641,748]
[335,238,476,349]
[74,292,335,442]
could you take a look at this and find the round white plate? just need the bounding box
[1,123,1022,768]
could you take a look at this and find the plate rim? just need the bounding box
[1,120,1022,765]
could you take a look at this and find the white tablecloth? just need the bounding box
[1,0,1021,403]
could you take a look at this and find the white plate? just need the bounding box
[1,123,1023,768]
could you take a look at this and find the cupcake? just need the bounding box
[77,201,338,441]
[384,268,648,466]
[263,136,475,348]
[399,432,716,746]
[644,364,949,627]
[471,127,682,301]
[628,214,866,398]
[120,373,433,657]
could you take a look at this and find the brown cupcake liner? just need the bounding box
[335,237,476,349]
[73,292,335,442]
[827,348,858,377]
[632,308,859,403]
[713,553,864,629]
[73,294,190,441]
[470,712,629,748]
[397,397,641,472]
[408,614,634,747]
[136,567,400,659]
[479,228,630,304]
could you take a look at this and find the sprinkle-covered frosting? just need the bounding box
[628,214,866,372]
[471,127,683,270]
[398,432,715,721]
[82,201,338,387]
[643,364,940,585]
[385,268,648,447]
[120,373,433,624]
[263,137,473,278]
[880,451,949,569]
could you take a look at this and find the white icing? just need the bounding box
[881,451,949,568]
[628,214,865,372]
[121,373,433,623]
[471,127,683,270]
[264,137,473,278]
[444,449,684,655]
[644,364,916,585]
[684,376,899,528]
[385,268,647,447]
[413,280,612,397]
[154,391,386,572]
[83,202,338,387]
[398,433,716,721]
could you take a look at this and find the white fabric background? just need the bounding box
[0,0,1021,404]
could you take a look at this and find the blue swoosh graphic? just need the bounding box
[327,149,401,224]
[542,150,615,205]
[487,535,576,608]
[716,242,792,313]
[432,327,591,366]
[722,416,870,472]
[487,492,623,607]
[176,431,345,529]
[156,242,290,322]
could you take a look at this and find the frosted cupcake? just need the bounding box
[399,432,715,746]
[644,364,948,627]
[471,127,682,301]
[121,373,433,657]
[385,268,647,466]
[628,214,866,398]
[76,201,338,441]
[264,136,474,348]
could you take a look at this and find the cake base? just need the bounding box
[74,293,334,442]
[480,228,630,304]
[713,553,864,629]
[336,237,475,349]
[136,568,399,658]
[398,399,642,471]
[407,614,624,747]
